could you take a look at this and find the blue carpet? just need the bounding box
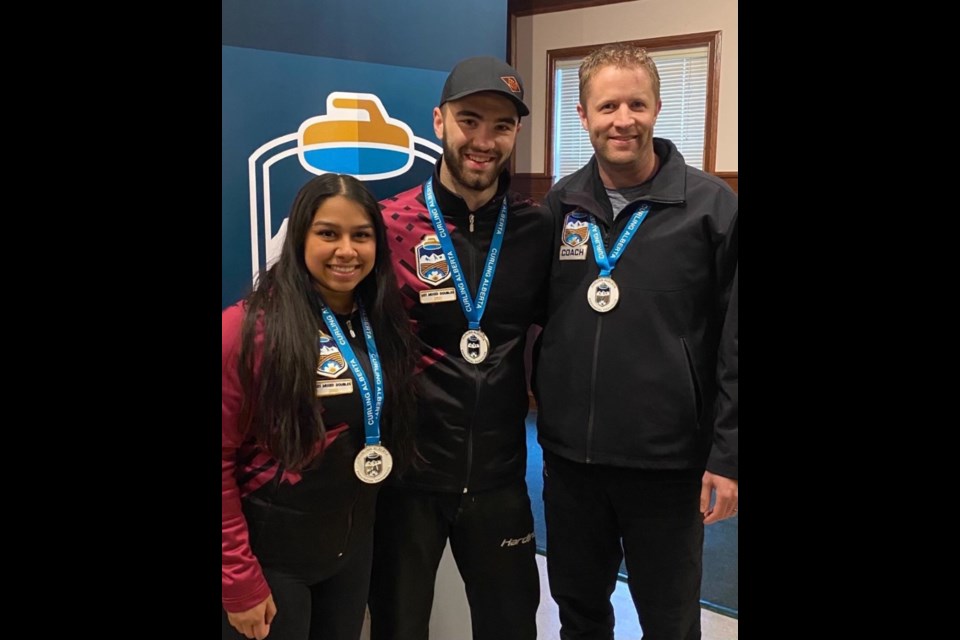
[524,411,738,617]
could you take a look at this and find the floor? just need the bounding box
[360,548,738,639]
[533,554,738,640]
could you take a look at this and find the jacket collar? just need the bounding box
[556,138,686,226]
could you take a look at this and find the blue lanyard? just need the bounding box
[588,203,651,277]
[423,177,508,331]
[319,302,384,447]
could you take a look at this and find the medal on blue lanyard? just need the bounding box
[424,176,508,364]
[319,301,392,484]
[586,203,651,313]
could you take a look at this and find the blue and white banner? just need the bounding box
[222,0,508,308]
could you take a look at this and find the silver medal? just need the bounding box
[354,445,393,484]
[459,329,490,364]
[587,277,619,312]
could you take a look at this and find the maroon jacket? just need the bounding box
[221,302,379,612]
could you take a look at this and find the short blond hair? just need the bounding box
[578,42,661,108]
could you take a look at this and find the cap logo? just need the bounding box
[500,76,521,93]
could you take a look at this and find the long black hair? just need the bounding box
[238,173,417,473]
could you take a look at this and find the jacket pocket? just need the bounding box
[680,337,703,426]
[244,501,353,570]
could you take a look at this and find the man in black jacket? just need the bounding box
[534,42,738,640]
[368,56,552,640]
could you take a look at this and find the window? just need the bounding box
[548,32,721,183]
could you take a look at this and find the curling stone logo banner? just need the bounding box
[248,92,442,284]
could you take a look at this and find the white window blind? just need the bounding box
[552,46,709,183]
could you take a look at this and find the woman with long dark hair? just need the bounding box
[222,173,417,640]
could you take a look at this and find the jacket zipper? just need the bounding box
[585,222,614,463]
[464,365,480,493]
[585,317,603,463]
[462,210,478,493]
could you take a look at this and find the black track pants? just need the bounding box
[222,533,373,640]
[368,480,540,640]
[543,451,704,640]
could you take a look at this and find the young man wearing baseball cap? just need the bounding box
[368,56,551,640]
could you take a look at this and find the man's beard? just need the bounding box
[442,135,509,192]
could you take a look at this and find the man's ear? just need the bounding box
[576,103,588,132]
[433,106,444,140]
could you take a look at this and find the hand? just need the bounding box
[700,471,738,525]
[227,594,277,639]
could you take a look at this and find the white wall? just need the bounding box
[360,542,472,639]
[426,543,474,636]
[513,0,738,174]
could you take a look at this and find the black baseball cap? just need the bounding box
[439,56,529,117]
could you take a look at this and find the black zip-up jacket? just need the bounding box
[380,160,553,493]
[534,138,738,479]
